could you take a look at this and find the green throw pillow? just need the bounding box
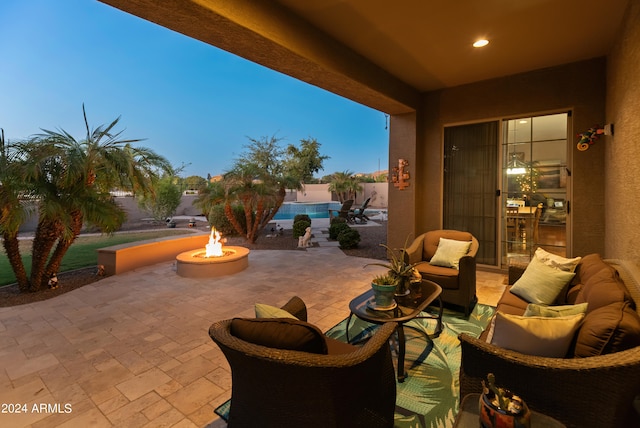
[524,302,588,318]
[429,237,471,270]
[490,311,585,357]
[510,256,575,304]
[255,303,298,319]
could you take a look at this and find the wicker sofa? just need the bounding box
[459,254,640,428]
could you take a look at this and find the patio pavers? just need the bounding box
[0,243,505,427]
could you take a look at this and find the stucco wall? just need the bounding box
[411,58,607,261]
[605,0,640,260]
[293,183,389,208]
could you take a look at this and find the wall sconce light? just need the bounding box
[391,158,410,190]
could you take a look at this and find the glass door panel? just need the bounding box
[502,113,568,268]
[444,121,498,266]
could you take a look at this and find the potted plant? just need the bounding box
[479,373,531,428]
[365,239,423,296]
[370,274,398,309]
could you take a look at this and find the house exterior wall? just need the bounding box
[399,58,607,260]
[605,0,640,260]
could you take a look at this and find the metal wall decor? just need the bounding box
[576,126,605,151]
[391,158,410,190]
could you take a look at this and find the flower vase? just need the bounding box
[479,392,531,428]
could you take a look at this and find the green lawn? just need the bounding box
[0,230,192,286]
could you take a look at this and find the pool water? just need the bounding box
[273,202,342,220]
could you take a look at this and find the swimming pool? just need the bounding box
[273,202,342,220]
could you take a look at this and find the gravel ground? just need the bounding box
[0,219,388,307]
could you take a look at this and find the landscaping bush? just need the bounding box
[293,220,311,238]
[329,222,351,240]
[330,216,347,225]
[338,228,360,249]
[208,204,248,236]
[293,214,311,225]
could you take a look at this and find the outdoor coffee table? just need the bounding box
[346,279,443,382]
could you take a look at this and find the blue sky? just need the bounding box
[0,0,389,179]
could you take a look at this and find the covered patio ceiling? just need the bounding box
[99,0,628,114]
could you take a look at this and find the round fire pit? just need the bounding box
[176,246,250,278]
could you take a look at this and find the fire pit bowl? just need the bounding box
[176,246,250,278]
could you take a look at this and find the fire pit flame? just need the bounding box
[205,227,225,258]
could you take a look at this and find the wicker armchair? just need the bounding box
[209,296,397,428]
[459,333,640,428]
[405,229,478,316]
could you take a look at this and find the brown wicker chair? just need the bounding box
[405,229,478,316]
[458,334,640,428]
[208,296,397,428]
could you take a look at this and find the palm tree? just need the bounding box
[0,130,32,291]
[195,135,312,243]
[1,106,173,291]
[328,170,362,202]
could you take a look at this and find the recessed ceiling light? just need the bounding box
[473,39,489,48]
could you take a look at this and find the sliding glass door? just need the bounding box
[443,122,498,266]
[444,113,569,268]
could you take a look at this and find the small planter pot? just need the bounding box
[371,282,397,310]
[394,279,412,296]
[479,393,531,428]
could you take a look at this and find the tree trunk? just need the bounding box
[259,186,286,230]
[241,195,254,241]
[45,210,83,281]
[248,199,265,244]
[2,231,29,291]
[29,217,62,291]
[224,202,245,237]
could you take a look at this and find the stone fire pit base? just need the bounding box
[176,246,250,278]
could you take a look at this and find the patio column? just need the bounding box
[388,112,417,250]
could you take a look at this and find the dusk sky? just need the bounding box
[0,0,389,179]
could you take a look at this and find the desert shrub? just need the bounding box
[338,228,360,249]
[208,204,248,236]
[293,214,311,225]
[330,216,347,225]
[329,222,351,240]
[293,220,311,238]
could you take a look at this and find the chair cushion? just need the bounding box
[572,301,640,357]
[524,302,589,318]
[496,286,531,314]
[429,237,472,270]
[417,264,460,290]
[510,256,575,305]
[255,303,298,319]
[490,311,585,357]
[423,230,473,260]
[575,264,631,313]
[230,318,328,354]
